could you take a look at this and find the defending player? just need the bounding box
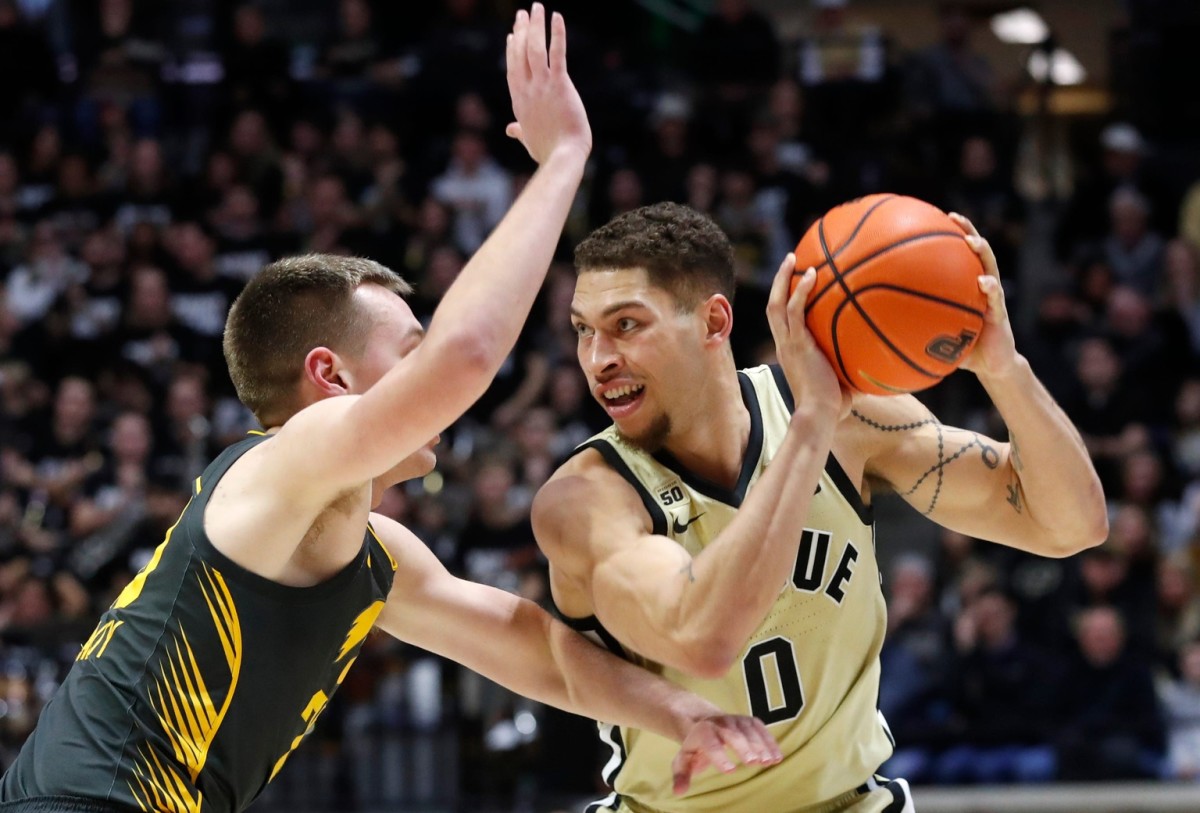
[532,202,1107,812]
[0,10,782,813]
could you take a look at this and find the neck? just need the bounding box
[661,365,749,490]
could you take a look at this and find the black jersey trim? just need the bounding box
[186,435,373,603]
[766,364,874,525]
[825,454,874,525]
[769,363,795,412]
[651,371,764,508]
[573,439,669,537]
[555,612,629,660]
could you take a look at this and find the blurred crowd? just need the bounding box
[0,0,1199,807]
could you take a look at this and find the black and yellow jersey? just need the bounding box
[0,433,398,813]
[561,365,893,813]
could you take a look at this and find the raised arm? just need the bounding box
[278,5,591,495]
[534,258,847,679]
[370,515,781,792]
[855,216,1107,557]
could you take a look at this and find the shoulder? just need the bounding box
[532,447,653,555]
[838,393,936,472]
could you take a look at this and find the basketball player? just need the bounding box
[532,201,1108,812]
[0,10,784,813]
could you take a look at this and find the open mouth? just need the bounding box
[600,383,645,416]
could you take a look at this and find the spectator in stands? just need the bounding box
[431,129,512,254]
[933,588,1060,783]
[1158,638,1200,780]
[879,553,953,784]
[1156,556,1200,670]
[1104,188,1165,298]
[1056,606,1166,780]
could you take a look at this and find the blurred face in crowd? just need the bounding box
[1110,190,1150,244]
[960,136,995,180]
[127,267,172,326]
[1077,607,1125,667]
[1080,550,1127,598]
[888,557,933,612]
[1157,558,1194,612]
[973,591,1016,649]
[1075,338,1120,392]
[1176,379,1200,427]
[110,412,152,464]
[608,169,644,215]
[451,132,487,173]
[1122,449,1163,503]
[233,6,266,45]
[0,152,16,196]
[339,0,371,38]
[54,377,95,436]
[230,111,270,157]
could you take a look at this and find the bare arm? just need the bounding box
[270,7,592,500]
[535,257,848,678]
[858,217,1107,556]
[370,514,781,791]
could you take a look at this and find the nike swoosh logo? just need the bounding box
[672,513,705,534]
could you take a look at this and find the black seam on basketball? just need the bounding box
[820,194,896,266]
[806,230,967,312]
[825,232,945,381]
[818,218,856,385]
[830,294,941,380]
[848,283,986,317]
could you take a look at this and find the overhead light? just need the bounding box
[991,7,1049,44]
[1027,47,1087,85]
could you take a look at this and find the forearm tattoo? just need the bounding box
[852,408,999,516]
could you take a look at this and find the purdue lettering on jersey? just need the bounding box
[562,365,893,813]
[0,434,398,813]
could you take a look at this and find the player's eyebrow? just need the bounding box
[570,300,648,319]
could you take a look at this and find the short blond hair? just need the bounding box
[223,254,412,426]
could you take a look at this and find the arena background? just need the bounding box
[0,0,1199,810]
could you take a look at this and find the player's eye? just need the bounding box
[573,322,593,338]
[616,318,638,332]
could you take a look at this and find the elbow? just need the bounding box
[672,632,741,680]
[1040,511,1110,558]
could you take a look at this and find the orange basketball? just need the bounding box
[792,194,987,395]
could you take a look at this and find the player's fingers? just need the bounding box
[527,2,549,73]
[766,252,796,331]
[671,750,701,795]
[505,122,523,141]
[549,11,567,73]
[967,233,1000,279]
[978,274,1008,324]
[710,720,756,767]
[947,211,980,239]
[513,9,531,81]
[505,31,520,91]
[742,717,783,763]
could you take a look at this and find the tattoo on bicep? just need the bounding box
[1006,482,1023,513]
[852,408,1000,516]
[1010,435,1024,472]
[678,559,696,584]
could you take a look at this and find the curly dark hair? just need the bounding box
[573,202,736,309]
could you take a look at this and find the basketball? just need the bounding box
[792,194,988,395]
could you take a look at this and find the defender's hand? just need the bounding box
[949,213,1019,380]
[766,252,849,422]
[505,4,592,164]
[670,714,783,794]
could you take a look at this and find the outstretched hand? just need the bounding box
[949,213,1019,380]
[670,714,783,795]
[504,3,592,165]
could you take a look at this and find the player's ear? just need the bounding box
[700,293,734,346]
[303,346,350,397]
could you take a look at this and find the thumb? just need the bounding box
[671,750,699,795]
[506,122,523,141]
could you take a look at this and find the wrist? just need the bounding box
[975,353,1030,387]
[666,695,720,742]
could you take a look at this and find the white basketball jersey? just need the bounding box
[561,365,894,813]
